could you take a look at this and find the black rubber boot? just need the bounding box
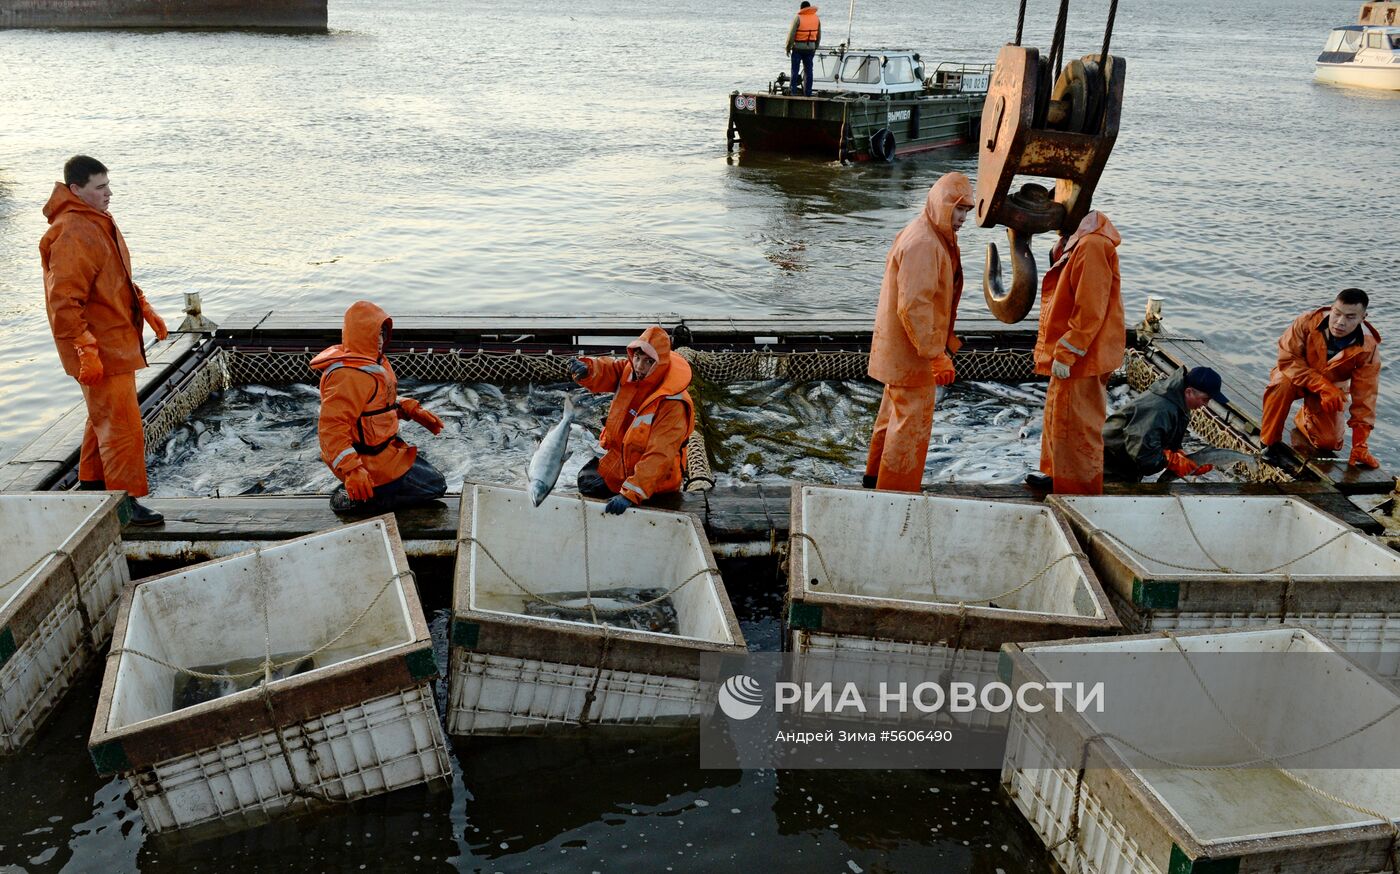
[862,474,878,489]
[1025,472,1053,490]
[77,480,106,490]
[124,497,164,527]
[1260,442,1295,470]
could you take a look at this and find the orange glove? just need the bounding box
[398,398,443,435]
[931,355,956,387]
[1164,449,1212,478]
[74,331,103,386]
[1351,427,1380,469]
[344,467,375,502]
[140,298,169,341]
[1316,382,1345,415]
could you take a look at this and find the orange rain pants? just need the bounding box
[864,385,936,492]
[1040,375,1108,495]
[1261,377,1346,451]
[78,371,148,496]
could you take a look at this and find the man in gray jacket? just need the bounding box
[1103,366,1227,481]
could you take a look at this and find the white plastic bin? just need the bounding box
[1052,495,1400,677]
[89,516,450,836]
[1002,626,1400,873]
[448,483,746,735]
[0,492,128,752]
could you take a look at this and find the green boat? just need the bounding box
[727,48,990,162]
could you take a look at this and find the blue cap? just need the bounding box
[1185,367,1229,405]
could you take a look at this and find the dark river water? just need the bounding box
[0,0,1396,870]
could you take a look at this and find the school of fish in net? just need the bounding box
[145,378,1250,498]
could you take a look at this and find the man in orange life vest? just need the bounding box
[1026,210,1125,495]
[1260,288,1381,469]
[42,155,169,526]
[566,326,695,515]
[785,1,821,97]
[311,301,448,513]
[863,172,975,492]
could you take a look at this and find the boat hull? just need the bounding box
[729,91,985,161]
[1315,62,1400,90]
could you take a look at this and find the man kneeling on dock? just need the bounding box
[312,301,448,513]
[1103,367,1227,482]
[566,326,695,515]
[1260,288,1381,469]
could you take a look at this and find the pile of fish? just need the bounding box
[171,652,316,711]
[145,377,1255,498]
[148,382,609,498]
[708,379,1054,486]
[523,587,680,634]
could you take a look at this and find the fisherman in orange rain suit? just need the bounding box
[863,172,975,492]
[1260,288,1381,469]
[311,301,448,513]
[1030,210,1126,495]
[566,326,695,515]
[41,155,169,526]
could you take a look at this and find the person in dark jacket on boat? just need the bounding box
[1102,366,1227,482]
[785,2,821,97]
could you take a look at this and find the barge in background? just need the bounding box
[0,0,327,31]
[0,299,1390,564]
[728,48,990,162]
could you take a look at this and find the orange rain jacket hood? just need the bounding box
[868,172,973,387]
[310,301,417,487]
[1034,210,1125,378]
[41,182,153,377]
[577,326,696,503]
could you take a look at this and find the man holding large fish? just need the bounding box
[564,326,695,514]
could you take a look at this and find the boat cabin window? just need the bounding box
[1392,33,1400,48]
[884,56,916,84]
[1367,31,1385,48]
[813,54,841,81]
[840,55,883,84]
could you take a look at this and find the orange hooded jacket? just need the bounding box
[1270,307,1382,431]
[577,326,695,504]
[310,301,420,487]
[1034,211,1125,378]
[40,182,152,377]
[868,172,972,387]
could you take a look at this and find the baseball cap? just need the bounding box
[1185,366,1229,405]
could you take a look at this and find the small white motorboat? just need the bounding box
[1317,15,1400,91]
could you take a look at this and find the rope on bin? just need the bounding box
[2,549,98,657]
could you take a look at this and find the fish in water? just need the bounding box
[524,587,679,633]
[171,652,316,712]
[527,395,575,506]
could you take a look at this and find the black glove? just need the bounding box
[604,495,632,515]
[565,358,589,381]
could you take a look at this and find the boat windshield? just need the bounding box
[884,56,916,84]
[1323,27,1362,52]
[813,53,840,81]
[840,55,882,84]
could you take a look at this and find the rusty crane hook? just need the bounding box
[975,0,1124,323]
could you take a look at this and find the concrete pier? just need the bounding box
[0,0,327,31]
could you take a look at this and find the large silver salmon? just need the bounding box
[528,395,575,506]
